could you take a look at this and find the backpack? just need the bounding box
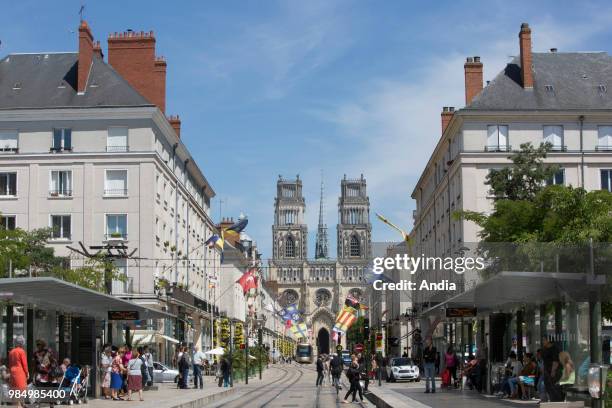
[139,356,148,379]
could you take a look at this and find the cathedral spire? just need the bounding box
[315,172,329,259]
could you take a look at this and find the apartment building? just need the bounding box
[0,21,220,349]
[408,23,612,369]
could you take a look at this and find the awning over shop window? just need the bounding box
[0,277,173,320]
[421,271,606,317]
[131,330,180,345]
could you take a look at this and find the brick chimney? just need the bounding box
[93,40,103,59]
[77,20,94,93]
[441,107,455,134]
[168,115,181,138]
[519,23,533,89]
[107,30,166,112]
[464,56,483,105]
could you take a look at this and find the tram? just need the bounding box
[295,343,313,363]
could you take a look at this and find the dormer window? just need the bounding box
[51,128,72,152]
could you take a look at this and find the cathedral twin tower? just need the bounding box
[269,174,372,352]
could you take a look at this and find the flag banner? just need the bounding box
[223,217,248,238]
[204,233,224,249]
[334,305,357,333]
[236,268,258,295]
[279,304,301,322]
[290,322,308,339]
[332,330,339,342]
[376,212,410,244]
[345,293,361,308]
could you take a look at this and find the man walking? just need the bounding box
[142,346,154,387]
[423,337,437,393]
[192,346,205,389]
[316,355,325,386]
[330,352,343,389]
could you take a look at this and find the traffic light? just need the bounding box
[258,328,263,345]
[363,318,370,338]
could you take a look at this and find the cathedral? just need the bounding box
[268,174,372,354]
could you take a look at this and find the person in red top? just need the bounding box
[8,335,29,408]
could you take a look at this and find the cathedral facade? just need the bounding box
[268,175,372,354]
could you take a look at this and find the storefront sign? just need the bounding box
[108,311,140,320]
[445,307,477,318]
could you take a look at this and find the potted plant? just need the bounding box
[110,232,123,239]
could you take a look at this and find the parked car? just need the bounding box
[341,350,352,367]
[152,362,192,383]
[386,357,420,382]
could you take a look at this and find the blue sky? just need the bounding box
[2,1,612,259]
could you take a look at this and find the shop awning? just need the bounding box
[0,277,173,320]
[421,271,607,317]
[131,330,180,345]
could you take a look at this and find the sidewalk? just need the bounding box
[87,376,236,408]
[366,382,550,408]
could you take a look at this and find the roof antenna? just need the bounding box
[78,3,85,22]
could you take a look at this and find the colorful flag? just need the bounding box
[223,217,248,239]
[290,322,308,339]
[333,305,358,333]
[279,304,301,322]
[345,293,360,308]
[332,330,339,342]
[236,268,258,295]
[204,233,224,249]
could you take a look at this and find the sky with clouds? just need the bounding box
[2,0,612,259]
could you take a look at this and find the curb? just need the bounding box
[167,387,238,408]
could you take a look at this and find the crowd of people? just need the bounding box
[99,343,154,401]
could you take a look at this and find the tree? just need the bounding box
[454,144,612,319]
[0,226,125,292]
[486,142,558,201]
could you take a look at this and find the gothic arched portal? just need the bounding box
[317,327,330,355]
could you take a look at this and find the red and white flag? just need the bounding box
[236,268,258,295]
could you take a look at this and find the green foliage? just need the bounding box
[347,316,365,347]
[454,143,612,320]
[0,226,124,292]
[486,142,558,201]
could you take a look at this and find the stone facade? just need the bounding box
[268,175,371,354]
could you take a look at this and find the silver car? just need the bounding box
[152,362,192,383]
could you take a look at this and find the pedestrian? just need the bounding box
[110,347,126,401]
[445,346,458,388]
[316,355,324,386]
[192,346,205,389]
[330,352,343,389]
[33,339,52,387]
[178,347,190,389]
[220,357,230,387]
[100,346,112,399]
[541,336,562,401]
[342,361,363,403]
[122,345,132,395]
[423,337,437,393]
[8,335,28,408]
[126,349,144,401]
[142,346,154,387]
[136,347,151,388]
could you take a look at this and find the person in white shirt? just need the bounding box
[192,346,206,389]
[142,346,154,387]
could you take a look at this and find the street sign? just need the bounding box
[354,343,364,353]
[108,311,140,320]
[446,307,477,318]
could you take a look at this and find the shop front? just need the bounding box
[0,277,171,396]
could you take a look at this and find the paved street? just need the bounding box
[208,363,370,408]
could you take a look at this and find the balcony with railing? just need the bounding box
[595,145,612,151]
[49,189,73,198]
[104,188,128,197]
[484,145,512,152]
[105,232,128,241]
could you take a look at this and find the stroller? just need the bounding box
[57,364,88,405]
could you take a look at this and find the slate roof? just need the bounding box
[0,52,153,110]
[466,52,612,110]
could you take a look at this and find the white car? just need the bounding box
[386,357,420,382]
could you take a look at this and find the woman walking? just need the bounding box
[126,349,144,401]
[8,336,28,408]
[445,346,458,388]
[100,346,112,399]
[342,361,363,403]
